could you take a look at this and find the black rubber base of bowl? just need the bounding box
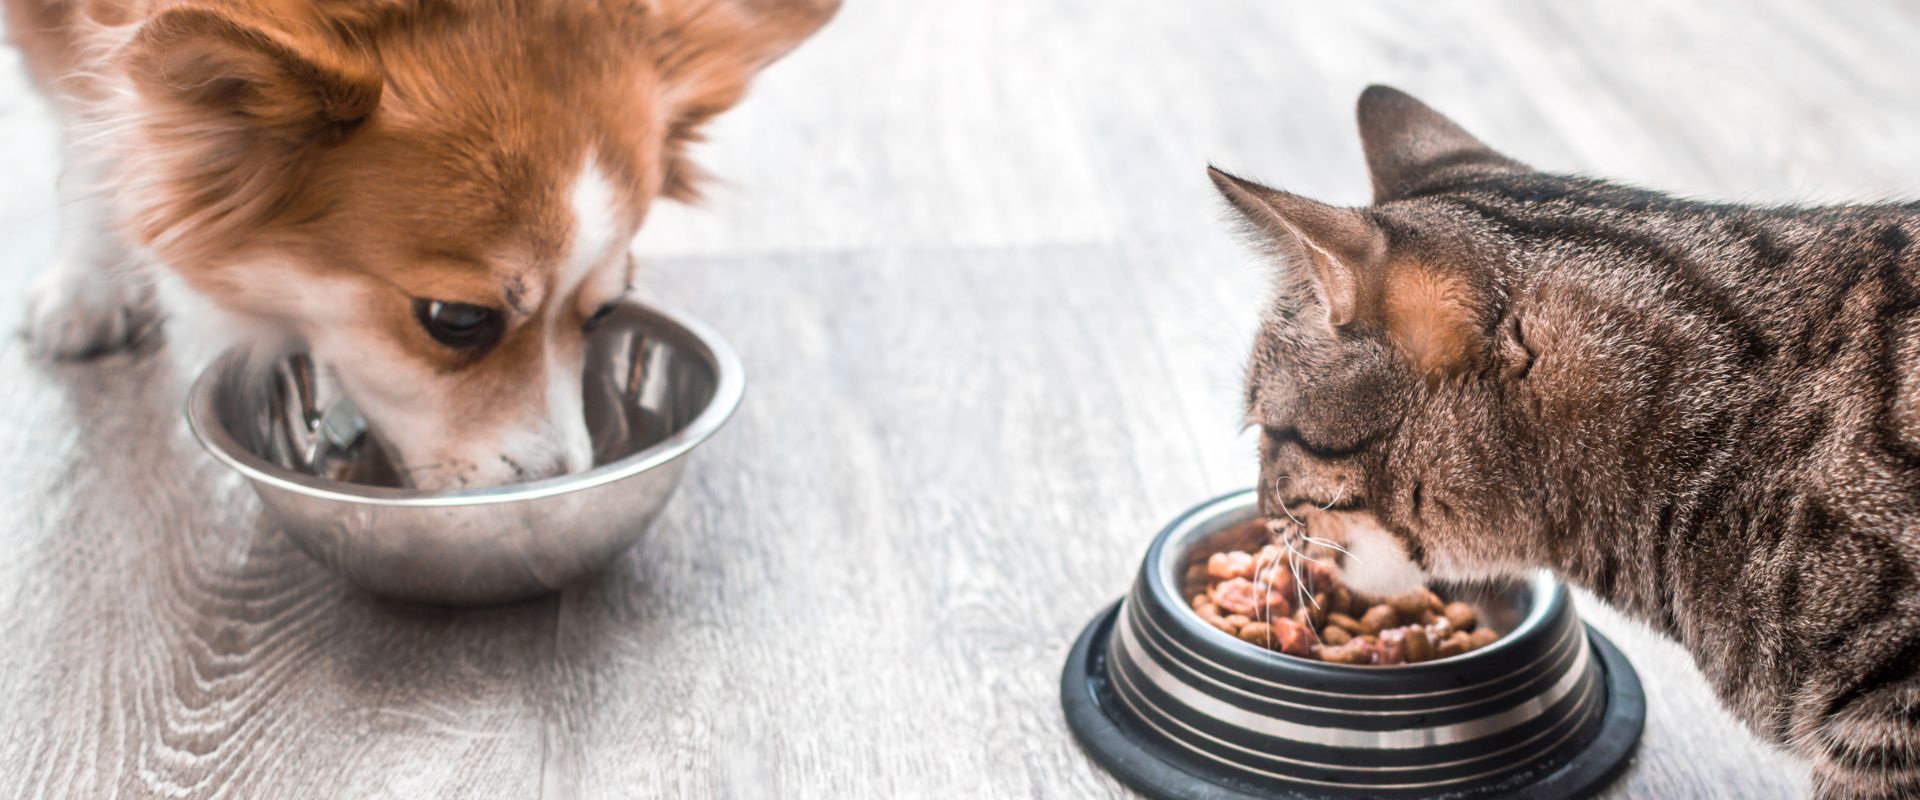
[1061,601,1646,800]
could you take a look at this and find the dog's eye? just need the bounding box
[414,300,502,350]
[583,302,618,332]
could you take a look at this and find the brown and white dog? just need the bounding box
[4,0,835,488]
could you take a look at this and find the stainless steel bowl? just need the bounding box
[1063,490,1645,799]
[186,302,744,605]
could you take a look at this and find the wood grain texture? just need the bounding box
[7,0,1920,796]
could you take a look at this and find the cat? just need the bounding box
[1215,84,1920,800]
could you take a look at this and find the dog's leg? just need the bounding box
[22,137,154,359]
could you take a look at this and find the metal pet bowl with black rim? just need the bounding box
[1061,489,1644,799]
[186,301,745,606]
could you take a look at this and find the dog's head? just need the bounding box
[113,0,836,489]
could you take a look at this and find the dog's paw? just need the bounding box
[21,264,155,359]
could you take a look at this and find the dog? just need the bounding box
[4,0,837,488]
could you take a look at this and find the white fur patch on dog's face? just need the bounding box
[531,154,626,476]
[1311,510,1429,596]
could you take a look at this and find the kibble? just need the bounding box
[1359,605,1400,635]
[1183,525,1504,665]
[1390,589,1439,617]
[1444,601,1477,631]
[1468,627,1501,649]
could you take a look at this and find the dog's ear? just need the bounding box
[123,5,382,145]
[645,0,841,200]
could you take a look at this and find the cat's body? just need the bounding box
[1218,86,1920,800]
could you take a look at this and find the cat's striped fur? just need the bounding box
[1220,85,1920,799]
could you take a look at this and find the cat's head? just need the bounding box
[1221,86,1634,596]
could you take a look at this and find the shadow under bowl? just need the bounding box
[1062,490,1644,799]
[186,301,744,605]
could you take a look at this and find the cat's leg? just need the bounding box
[21,135,154,359]
[1805,680,1920,800]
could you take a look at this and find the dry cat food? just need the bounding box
[1183,538,1501,665]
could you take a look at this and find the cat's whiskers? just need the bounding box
[1294,555,1319,610]
[1301,536,1358,561]
[1271,474,1309,528]
[1254,553,1280,648]
[1275,519,1318,615]
[1306,487,1364,563]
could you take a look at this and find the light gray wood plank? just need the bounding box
[0,351,557,799]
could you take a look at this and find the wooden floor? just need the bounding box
[6,1,1920,796]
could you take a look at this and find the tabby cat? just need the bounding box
[1217,85,1920,800]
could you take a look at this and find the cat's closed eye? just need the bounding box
[1264,425,1364,460]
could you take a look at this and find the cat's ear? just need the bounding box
[1356,85,1526,203]
[1208,167,1383,327]
[123,6,382,145]
[1211,166,1481,380]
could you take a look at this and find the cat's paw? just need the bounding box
[21,263,155,359]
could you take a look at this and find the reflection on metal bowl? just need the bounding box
[187,302,744,605]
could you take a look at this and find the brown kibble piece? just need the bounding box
[1417,609,1440,626]
[1389,592,1431,616]
[1196,604,1238,634]
[1319,642,1371,664]
[1238,621,1273,646]
[1261,571,1296,610]
[1326,612,1363,633]
[1444,602,1477,631]
[1307,593,1329,627]
[1359,604,1399,635]
[1469,627,1500,649]
[1270,617,1315,657]
[1331,586,1352,616]
[1321,625,1352,646]
[1402,626,1433,663]
[1225,614,1251,629]
[1436,632,1470,659]
[1209,551,1257,581]
[1210,578,1262,617]
[1191,594,1211,612]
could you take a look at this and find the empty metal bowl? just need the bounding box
[1062,490,1644,799]
[186,302,744,605]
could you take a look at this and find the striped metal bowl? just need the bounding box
[1062,490,1644,799]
